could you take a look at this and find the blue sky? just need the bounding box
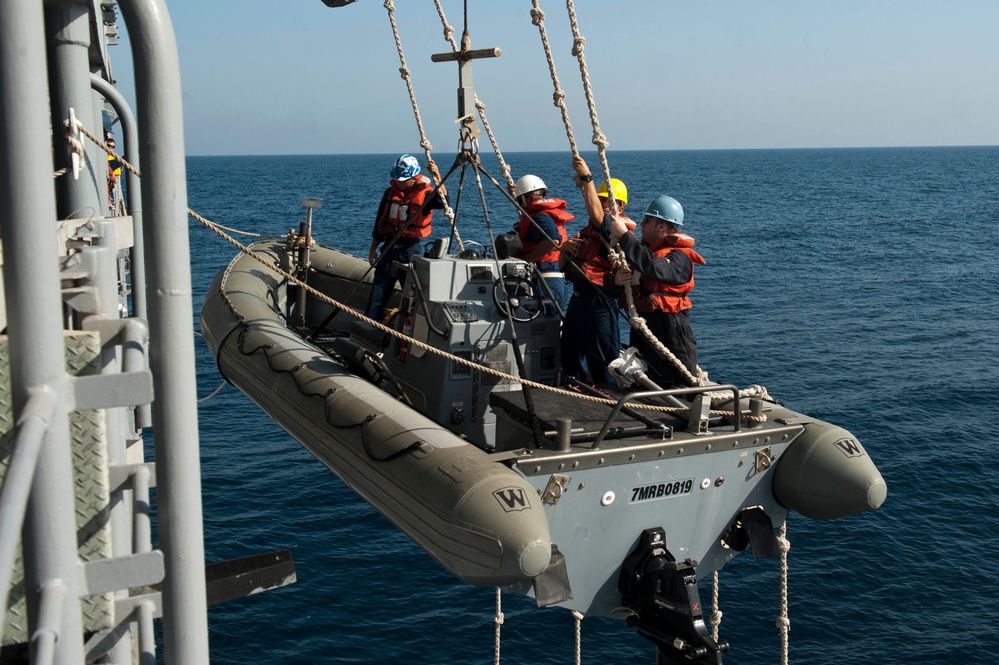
[112,1,999,156]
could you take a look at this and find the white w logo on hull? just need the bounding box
[833,438,865,458]
[493,487,531,512]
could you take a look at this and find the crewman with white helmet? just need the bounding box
[511,173,574,313]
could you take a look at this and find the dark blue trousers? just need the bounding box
[364,238,422,322]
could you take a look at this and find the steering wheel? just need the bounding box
[492,276,542,322]
[458,241,488,260]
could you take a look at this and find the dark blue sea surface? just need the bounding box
[188,147,999,664]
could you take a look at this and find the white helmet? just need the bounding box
[514,174,547,200]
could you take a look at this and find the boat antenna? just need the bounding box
[430,0,514,191]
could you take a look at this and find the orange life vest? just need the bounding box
[375,175,435,239]
[570,214,635,289]
[515,198,573,264]
[634,233,705,313]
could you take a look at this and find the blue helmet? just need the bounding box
[644,195,684,226]
[390,154,421,181]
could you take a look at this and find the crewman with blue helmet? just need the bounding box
[609,195,705,386]
[365,154,448,322]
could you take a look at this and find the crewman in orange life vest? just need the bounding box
[609,195,705,387]
[558,155,636,384]
[364,154,448,322]
[511,173,573,313]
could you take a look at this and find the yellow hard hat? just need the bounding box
[597,178,628,206]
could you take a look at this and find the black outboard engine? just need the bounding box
[618,528,729,665]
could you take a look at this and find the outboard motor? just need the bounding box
[619,528,729,665]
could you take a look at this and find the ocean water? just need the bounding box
[187,147,999,664]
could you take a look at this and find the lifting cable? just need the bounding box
[777,522,791,665]
[383,0,464,251]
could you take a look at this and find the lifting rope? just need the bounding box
[710,571,723,643]
[777,521,791,665]
[493,588,503,665]
[383,0,464,251]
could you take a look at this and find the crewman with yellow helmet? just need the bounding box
[558,155,636,385]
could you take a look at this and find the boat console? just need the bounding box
[359,252,562,448]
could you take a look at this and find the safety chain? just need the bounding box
[776,521,791,665]
[383,0,462,250]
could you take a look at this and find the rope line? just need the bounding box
[383,0,462,250]
[493,587,504,665]
[529,2,578,156]
[563,0,617,218]
[71,119,277,238]
[777,521,791,665]
[710,570,722,642]
[572,610,584,665]
[198,381,226,403]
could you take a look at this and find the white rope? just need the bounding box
[63,109,85,180]
[383,0,460,243]
[528,2,579,156]
[710,570,723,643]
[197,380,226,404]
[572,610,584,665]
[561,0,619,219]
[493,587,504,665]
[69,111,299,238]
[776,521,791,665]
